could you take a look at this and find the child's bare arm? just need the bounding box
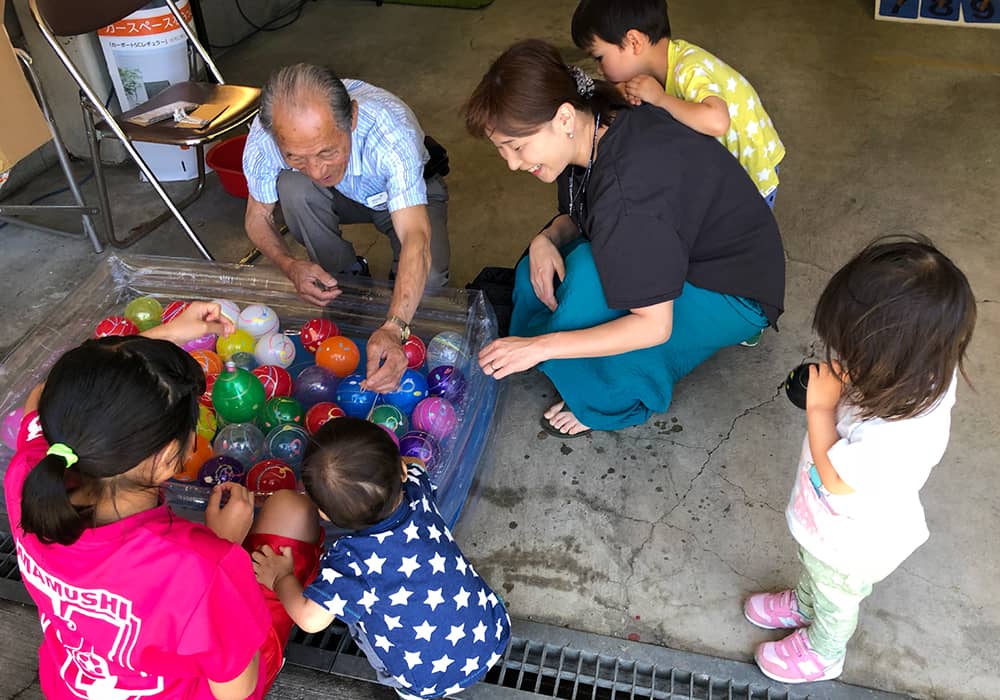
[252,545,336,633]
[207,653,259,700]
[622,75,730,137]
[660,95,731,137]
[806,363,855,495]
[142,301,234,345]
[23,383,44,413]
[274,575,336,633]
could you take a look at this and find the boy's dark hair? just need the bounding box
[571,0,671,50]
[814,234,976,421]
[21,336,203,545]
[464,39,626,139]
[302,417,402,531]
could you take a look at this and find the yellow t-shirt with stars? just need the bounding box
[665,39,785,197]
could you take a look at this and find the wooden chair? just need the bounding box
[28,0,261,259]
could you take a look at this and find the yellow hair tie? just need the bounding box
[47,443,78,469]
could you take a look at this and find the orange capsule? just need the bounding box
[178,434,213,482]
[315,336,360,377]
[189,349,223,377]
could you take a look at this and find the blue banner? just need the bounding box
[878,0,919,18]
[876,0,1000,25]
[962,0,999,23]
[920,0,961,20]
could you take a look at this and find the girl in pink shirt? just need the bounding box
[4,303,322,699]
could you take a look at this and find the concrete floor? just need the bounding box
[0,1,998,698]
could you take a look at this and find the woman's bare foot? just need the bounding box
[541,401,592,436]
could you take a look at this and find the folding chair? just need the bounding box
[28,0,261,260]
[0,43,103,253]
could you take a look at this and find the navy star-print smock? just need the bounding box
[304,464,510,696]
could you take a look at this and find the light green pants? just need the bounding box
[795,546,877,660]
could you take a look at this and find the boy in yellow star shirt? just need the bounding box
[572,0,785,207]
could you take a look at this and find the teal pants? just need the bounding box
[509,241,768,430]
[795,547,877,660]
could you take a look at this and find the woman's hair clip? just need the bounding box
[568,65,595,99]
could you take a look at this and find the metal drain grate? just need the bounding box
[491,638,779,699]
[284,623,901,700]
[483,637,832,700]
[0,530,32,605]
[0,529,905,700]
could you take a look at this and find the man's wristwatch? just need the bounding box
[385,315,411,343]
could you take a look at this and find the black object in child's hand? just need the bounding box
[784,363,817,410]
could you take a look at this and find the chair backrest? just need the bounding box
[34,0,151,37]
[31,0,226,85]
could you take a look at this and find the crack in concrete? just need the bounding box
[513,342,820,634]
[719,472,785,540]
[628,518,766,592]
[672,385,784,512]
[611,428,708,454]
[9,674,38,699]
[715,470,782,560]
[569,489,658,530]
[717,472,783,517]
[621,387,783,601]
[663,461,682,504]
[650,435,708,451]
[785,256,834,275]
[898,565,977,607]
[697,542,766,590]
[560,486,659,610]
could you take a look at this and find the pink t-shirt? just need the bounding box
[4,412,272,699]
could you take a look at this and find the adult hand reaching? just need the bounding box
[529,234,565,312]
[362,326,408,393]
[479,335,550,380]
[286,259,342,306]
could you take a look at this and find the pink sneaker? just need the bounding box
[755,629,844,683]
[744,590,811,630]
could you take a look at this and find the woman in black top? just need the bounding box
[464,40,784,435]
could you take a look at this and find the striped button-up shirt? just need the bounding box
[242,79,429,212]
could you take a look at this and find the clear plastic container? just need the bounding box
[0,254,502,528]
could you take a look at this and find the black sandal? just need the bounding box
[539,413,592,439]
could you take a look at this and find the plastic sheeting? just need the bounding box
[0,254,502,527]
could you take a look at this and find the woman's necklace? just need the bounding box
[568,112,601,230]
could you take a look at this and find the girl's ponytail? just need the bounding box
[18,335,203,545]
[20,453,90,545]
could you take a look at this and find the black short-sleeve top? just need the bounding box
[558,104,785,327]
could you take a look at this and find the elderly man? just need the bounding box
[242,63,449,392]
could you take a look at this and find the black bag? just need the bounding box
[423,135,450,179]
[466,267,516,337]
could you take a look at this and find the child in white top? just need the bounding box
[744,235,976,683]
